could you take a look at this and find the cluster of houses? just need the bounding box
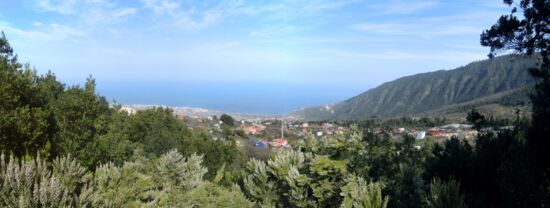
[120,105,496,152]
[118,106,483,147]
[287,122,347,138]
[386,124,478,140]
[251,138,289,149]
[220,120,290,150]
[241,124,266,135]
[235,121,348,151]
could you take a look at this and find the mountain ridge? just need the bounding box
[292,55,537,120]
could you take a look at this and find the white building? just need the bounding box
[316,131,323,137]
[120,107,137,115]
[416,131,426,140]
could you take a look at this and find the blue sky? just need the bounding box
[0,0,511,113]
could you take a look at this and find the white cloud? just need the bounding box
[138,0,360,31]
[243,0,361,38]
[82,7,138,25]
[141,0,226,30]
[173,10,223,30]
[302,0,361,14]
[49,23,87,38]
[31,0,138,26]
[140,0,254,30]
[0,21,87,45]
[113,8,138,19]
[352,22,482,37]
[253,0,359,21]
[1,0,508,92]
[250,24,299,37]
[141,0,179,14]
[370,0,438,15]
[352,11,501,37]
[34,0,78,14]
[352,23,402,34]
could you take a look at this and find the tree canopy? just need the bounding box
[1,4,549,205]
[481,0,550,205]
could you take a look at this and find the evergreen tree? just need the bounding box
[390,165,427,208]
[341,175,388,208]
[155,150,207,207]
[0,153,74,207]
[220,113,235,126]
[91,161,155,207]
[466,108,486,131]
[180,183,254,208]
[53,77,112,168]
[0,32,62,158]
[481,0,550,205]
[428,178,465,208]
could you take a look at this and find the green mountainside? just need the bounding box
[292,55,537,120]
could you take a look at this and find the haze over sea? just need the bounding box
[96,81,371,114]
[1,0,509,114]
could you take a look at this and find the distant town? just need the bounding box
[119,104,511,154]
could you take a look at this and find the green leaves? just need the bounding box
[466,108,486,131]
[180,183,254,208]
[0,60,60,159]
[341,175,388,208]
[220,114,235,127]
[286,167,315,207]
[156,150,207,193]
[0,154,72,207]
[243,158,279,207]
[310,155,347,177]
[242,137,392,208]
[92,161,155,207]
[0,150,251,208]
[428,178,465,208]
[52,154,91,203]
[268,150,305,179]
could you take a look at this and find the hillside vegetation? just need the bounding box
[2,0,550,205]
[293,55,537,120]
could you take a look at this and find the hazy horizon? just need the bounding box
[96,80,371,114]
[0,0,510,113]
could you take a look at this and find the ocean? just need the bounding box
[95,81,369,114]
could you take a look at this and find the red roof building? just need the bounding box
[271,138,288,147]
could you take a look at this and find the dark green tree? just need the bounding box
[0,32,62,158]
[124,107,188,157]
[466,108,486,131]
[0,32,19,67]
[390,164,427,208]
[426,138,472,185]
[481,0,550,205]
[428,178,466,208]
[220,113,235,126]
[53,77,111,168]
[93,106,137,166]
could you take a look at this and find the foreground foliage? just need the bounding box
[0,148,390,208]
[0,150,253,208]
[2,1,550,205]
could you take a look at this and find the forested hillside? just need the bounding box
[0,32,246,179]
[293,55,536,120]
[2,0,550,205]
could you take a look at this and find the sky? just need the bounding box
[0,0,511,114]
